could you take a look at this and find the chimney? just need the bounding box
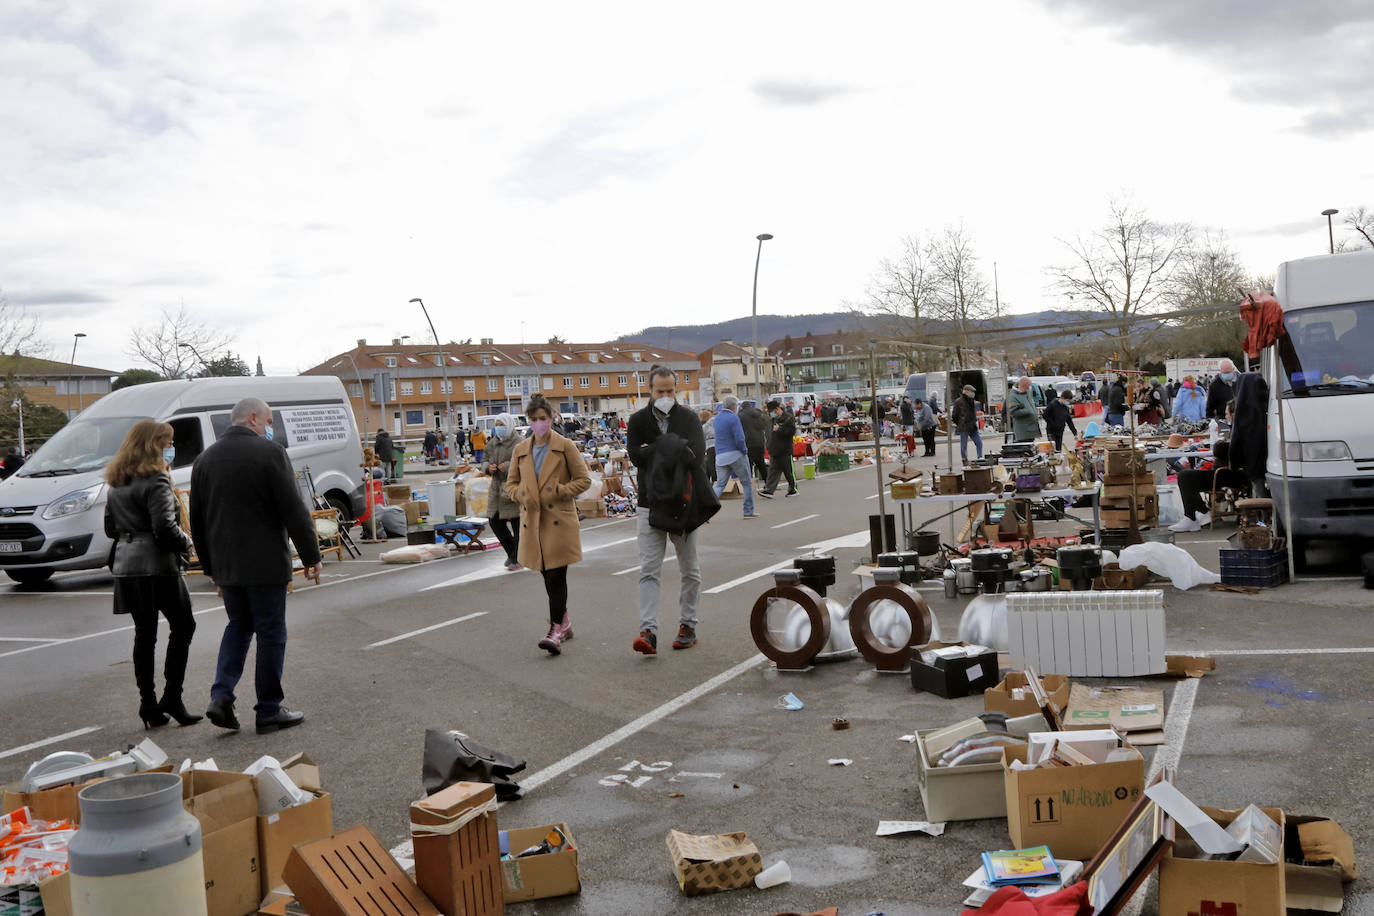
[356,338,366,347]
[391,338,401,346]
[481,337,493,346]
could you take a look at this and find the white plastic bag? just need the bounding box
[465,477,491,516]
[1117,542,1220,590]
[579,471,604,500]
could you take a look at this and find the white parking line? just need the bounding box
[0,637,62,643]
[581,519,631,531]
[1204,646,1374,655]
[365,612,488,649]
[422,536,638,591]
[771,514,819,529]
[702,529,869,595]
[0,726,103,761]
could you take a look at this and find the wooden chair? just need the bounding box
[311,508,345,564]
[1208,469,1248,527]
[172,488,201,572]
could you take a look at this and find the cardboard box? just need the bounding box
[909,641,1000,699]
[1283,815,1355,913]
[665,829,761,897]
[984,673,1070,718]
[385,483,413,503]
[1105,450,1147,476]
[411,782,504,916]
[501,823,581,903]
[403,501,424,525]
[718,478,743,499]
[1158,806,1285,916]
[914,728,1007,822]
[284,825,440,916]
[1063,683,1165,745]
[1002,743,1145,860]
[258,791,334,897]
[575,497,606,518]
[2,782,82,823]
[39,872,71,916]
[1093,563,1153,590]
[280,753,321,794]
[181,769,263,916]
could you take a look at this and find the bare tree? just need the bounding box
[853,235,937,369]
[1049,201,1193,364]
[127,305,234,378]
[927,224,993,351]
[0,289,45,357]
[1344,206,1374,248]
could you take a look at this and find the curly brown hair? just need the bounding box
[105,420,174,487]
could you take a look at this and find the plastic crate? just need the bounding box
[1219,546,1288,588]
[816,452,850,472]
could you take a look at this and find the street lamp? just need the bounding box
[176,341,209,377]
[340,352,369,434]
[67,333,86,418]
[751,233,773,402]
[410,298,454,465]
[1322,208,1338,254]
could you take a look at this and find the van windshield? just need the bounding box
[18,416,141,476]
[1279,300,1374,396]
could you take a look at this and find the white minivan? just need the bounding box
[0,376,363,585]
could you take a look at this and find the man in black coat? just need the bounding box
[627,367,708,655]
[737,400,769,481]
[373,428,396,478]
[1206,359,1237,420]
[760,400,798,497]
[191,397,321,734]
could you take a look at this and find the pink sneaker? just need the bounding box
[538,624,563,654]
[556,613,573,642]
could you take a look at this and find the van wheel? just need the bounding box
[326,494,353,522]
[6,569,54,585]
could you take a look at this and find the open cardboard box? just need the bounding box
[984,672,1070,718]
[181,769,263,916]
[1158,805,1286,916]
[1284,815,1355,913]
[1002,741,1145,860]
[501,822,581,903]
[914,726,1007,822]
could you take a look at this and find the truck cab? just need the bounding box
[1265,250,1374,554]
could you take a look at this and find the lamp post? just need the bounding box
[176,341,209,378]
[67,333,86,418]
[1322,208,1338,254]
[410,298,454,465]
[11,398,23,455]
[341,352,369,435]
[751,233,773,402]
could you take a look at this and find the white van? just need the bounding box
[0,376,363,585]
[1265,249,1374,557]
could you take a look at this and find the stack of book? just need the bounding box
[962,845,1082,908]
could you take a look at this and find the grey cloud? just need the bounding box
[1035,0,1374,137]
[510,113,666,201]
[752,79,851,107]
[11,289,112,306]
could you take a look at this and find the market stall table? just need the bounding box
[889,486,1100,547]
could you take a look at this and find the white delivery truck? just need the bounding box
[0,376,363,585]
[1266,249,1374,557]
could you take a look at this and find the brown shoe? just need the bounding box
[671,624,696,650]
[632,629,657,655]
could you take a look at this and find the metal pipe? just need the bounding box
[751,233,773,402]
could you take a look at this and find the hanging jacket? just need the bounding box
[645,432,720,534]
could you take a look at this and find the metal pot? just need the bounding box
[911,530,941,556]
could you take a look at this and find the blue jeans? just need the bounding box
[713,454,755,515]
[1106,412,1124,427]
[959,430,983,462]
[211,585,288,716]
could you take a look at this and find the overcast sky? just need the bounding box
[4,0,1372,375]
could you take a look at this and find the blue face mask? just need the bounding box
[263,427,274,442]
[162,447,175,465]
[492,426,505,439]
[1221,372,1236,383]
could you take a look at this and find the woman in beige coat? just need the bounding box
[504,394,591,655]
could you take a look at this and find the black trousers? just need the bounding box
[1047,425,1066,451]
[118,575,195,704]
[540,566,568,626]
[748,445,768,480]
[765,453,796,494]
[1179,468,1247,519]
[920,427,937,456]
[704,447,716,484]
[490,516,520,563]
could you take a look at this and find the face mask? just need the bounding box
[162,447,175,465]
[263,427,275,441]
[654,396,675,414]
[530,419,551,437]
[492,426,505,439]
[1221,372,1236,382]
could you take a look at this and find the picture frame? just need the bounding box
[1081,768,1176,914]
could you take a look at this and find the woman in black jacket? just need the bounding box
[104,419,200,728]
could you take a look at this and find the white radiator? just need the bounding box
[1006,590,1166,677]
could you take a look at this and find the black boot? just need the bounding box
[139,695,169,728]
[159,693,203,727]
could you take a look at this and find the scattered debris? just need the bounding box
[831,717,851,730]
[668,792,684,798]
[875,820,946,837]
[776,692,804,710]
[827,758,853,767]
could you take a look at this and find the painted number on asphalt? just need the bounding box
[599,759,673,789]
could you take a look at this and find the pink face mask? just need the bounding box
[530,419,552,437]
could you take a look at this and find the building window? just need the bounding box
[486,378,499,392]
[832,344,843,355]
[589,353,599,363]
[562,376,573,388]
[400,381,414,396]
[831,362,846,378]
[631,352,641,361]
[617,374,628,386]
[480,355,491,366]
[440,380,452,394]
[348,382,362,397]
[542,353,553,364]
[579,376,590,388]
[542,377,553,390]
[599,375,608,388]
[385,356,397,368]
[462,380,475,394]
[405,409,424,426]
[419,381,433,395]
[636,373,646,386]
[682,372,690,385]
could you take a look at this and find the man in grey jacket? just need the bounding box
[738,400,768,481]
[1007,377,1041,442]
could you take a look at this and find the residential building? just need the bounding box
[302,338,698,437]
[0,354,117,419]
[766,331,908,394]
[696,340,783,404]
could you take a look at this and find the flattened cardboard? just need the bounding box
[1293,815,1356,882]
[501,822,580,903]
[181,769,262,916]
[258,791,333,897]
[985,673,1070,718]
[411,782,503,916]
[1064,684,1165,744]
[284,825,440,916]
[1002,744,1145,860]
[915,728,1007,822]
[1158,806,1285,916]
[665,829,762,896]
[1164,655,1216,678]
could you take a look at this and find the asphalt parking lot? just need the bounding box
[2,454,1371,914]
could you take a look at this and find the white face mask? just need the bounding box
[654,396,675,414]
